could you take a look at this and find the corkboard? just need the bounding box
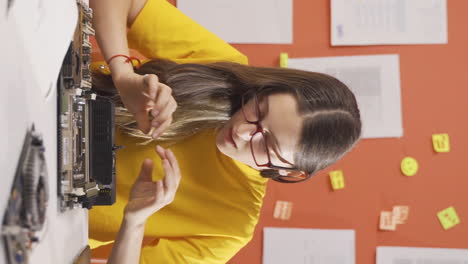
[229,1,468,263]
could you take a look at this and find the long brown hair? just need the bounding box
[92,58,361,182]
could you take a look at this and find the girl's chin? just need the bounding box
[216,141,231,156]
[215,131,229,156]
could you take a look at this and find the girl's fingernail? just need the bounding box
[152,110,159,117]
[153,131,159,138]
[148,127,155,136]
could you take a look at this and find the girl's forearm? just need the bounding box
[89,0,146,81]
[107,217,146,264]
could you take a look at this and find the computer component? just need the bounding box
[57,0,117,211]
[2,126,48,264]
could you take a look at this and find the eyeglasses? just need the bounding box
[241,93,309,183]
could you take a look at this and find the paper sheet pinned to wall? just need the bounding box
[263,227,355,264]
[377,246,468,264]
[177,0,293,44]
[288,54,403,138]
[331,0,448,46]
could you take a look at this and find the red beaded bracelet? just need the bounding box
[107,54,142,69]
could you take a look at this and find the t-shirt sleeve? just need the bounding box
[140,236,249,264]
[127,0,248,65]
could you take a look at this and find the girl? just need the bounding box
[89,0,362,263]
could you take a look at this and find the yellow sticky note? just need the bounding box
[329,170,345,190]
[432,133,450,152]
[437,206,460,230]
[280,53,288,68]
[401,157,418,177]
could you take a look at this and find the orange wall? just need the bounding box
[228,1,468,263]
[91,1,468,263]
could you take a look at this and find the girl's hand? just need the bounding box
[114,72,178,138]
[124,146,181,226]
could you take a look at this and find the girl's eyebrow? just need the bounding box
[260,94,293,165]
[259,96,283,155]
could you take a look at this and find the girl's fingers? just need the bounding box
[168,99,178,116]
[150,97,176,138]
[165,149,181,183]
[152,117,172,139]
[155,145,168,160]
[151,83,172,117]
[161,158,176,192]
[154,180,164,202]
[156,146,176,188]
[143,74,159,99]
[137,159,154,182]
[134,110,152,134]
[151,99,177,139]
[151,98,176,126]
[153,147,181,205]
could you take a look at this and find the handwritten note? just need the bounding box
[401,157,419,177]
[280,53,288,68]
[264,228,355,264]
[380,211,397,231]
[273,201,293,220]
[288,54,402,138]
[393,206,410,225]
[329,170,345,190]
[377,247,468,264]
[437,206,460,230]
[432,133,450,152]
[178,0,293,44]
[331,0,448,46]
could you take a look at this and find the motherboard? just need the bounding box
[2,127,48,264]
[57,0,117,211]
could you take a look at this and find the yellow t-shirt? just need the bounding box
[90,0,248,74]
[89,0,267,263]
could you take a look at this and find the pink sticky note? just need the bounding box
[393,206,409,224]
[380,211,397,231]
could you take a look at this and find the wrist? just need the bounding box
[110,58,135,83]
[123,212,147,229]
[123,205,149,228]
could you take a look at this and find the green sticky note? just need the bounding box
[401,157,419,177]
[280,53,288,68]
[437,206,460,230]
[432,133,450,152]
[329,170,345,190]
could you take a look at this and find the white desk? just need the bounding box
[1,0,89,263]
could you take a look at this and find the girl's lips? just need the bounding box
[225,126,237,148]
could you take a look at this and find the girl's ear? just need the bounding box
[278,169,307,179]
